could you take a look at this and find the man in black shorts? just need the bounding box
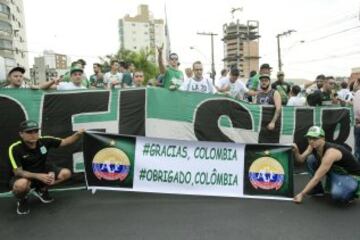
[8,120,84,215]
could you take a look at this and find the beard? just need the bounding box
[261,85,269,90]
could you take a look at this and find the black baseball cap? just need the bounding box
[8,66,25,76]
[19,120,39,132]
[260,63,272,70]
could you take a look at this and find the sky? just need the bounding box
[23,0,360,80]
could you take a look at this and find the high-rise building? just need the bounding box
[30,50,69,84]
[0,0,28,80]
[118,4,167,62]
[222,20,260,78]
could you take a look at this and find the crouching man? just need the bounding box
[8,120,84,215]
[293,126,360,204]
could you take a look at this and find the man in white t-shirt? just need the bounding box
[287,85,306,107]
[41,67,87,90]
[337,81,353,105]
[216,68,256,100]
[104,60,123,89]
[179,61,215,94]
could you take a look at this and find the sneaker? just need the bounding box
[17,197,30,215]
[32,189,54,203]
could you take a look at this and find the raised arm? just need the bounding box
[157,44,166,74]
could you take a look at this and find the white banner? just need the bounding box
[134,137,245,198]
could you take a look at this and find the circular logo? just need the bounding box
[92,147,131,182]
[248,156,284,190]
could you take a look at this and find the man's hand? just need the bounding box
[267,122,275,131]
[157,44,164,54]
[36,173,54,185]
[293,192,304,204]
[77,129,85,135]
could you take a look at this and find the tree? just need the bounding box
[99,48,159,84]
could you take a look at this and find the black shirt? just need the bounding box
[9,137,62,173]
[312,142,360,176]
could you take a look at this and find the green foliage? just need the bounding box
[99,48,159,84]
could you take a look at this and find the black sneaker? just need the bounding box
[32,189,54,203]
[17,197,30,215]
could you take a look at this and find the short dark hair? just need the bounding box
[77,59,86,66]
[110,60,119,66]
[316,74,325,81]
[221,69,228,76]
[119,61,128,69]
[325,76,334,81]
[340,81,348,89]
[93,63,101,68]
[192,61,202,69]
[291,85,301,96]
[249,70,257,77]
[230,68,240,77]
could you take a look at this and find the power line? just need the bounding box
[304,25,360,43]
[288,50,360,65]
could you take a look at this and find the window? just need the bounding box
[0,39,12,50]
[0,20,12,34]
[0,3,10,16]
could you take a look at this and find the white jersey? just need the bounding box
[179,77,215,94]
[287,95,306,107]
[337,89,353,102]
[216,78,249,100]
[104,72,123,88]
[57,82,86,90]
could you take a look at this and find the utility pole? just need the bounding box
[197,32,218,82]
[276,29,296,72]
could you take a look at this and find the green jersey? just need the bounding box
[122,72,133,87]
[163,67,184,89]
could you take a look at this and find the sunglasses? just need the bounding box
[24,129,39,134]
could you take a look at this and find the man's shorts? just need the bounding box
[9,164,65,190]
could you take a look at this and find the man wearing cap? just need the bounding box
[41,67,87,90]
[157,44,184,90]
[62,60,89,88]
[8,120,84,215]
[4,66,29,88]
[271,71,291,105]
[293,126,360,204]
[247,63,272,91]
[255,74,282,131]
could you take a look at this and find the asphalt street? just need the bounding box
[1,174,359,240]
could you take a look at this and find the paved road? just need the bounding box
[1,175,359,240]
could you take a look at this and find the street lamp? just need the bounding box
[189,46,209,62]
[197,32,218,82]
[276,29,296,72]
